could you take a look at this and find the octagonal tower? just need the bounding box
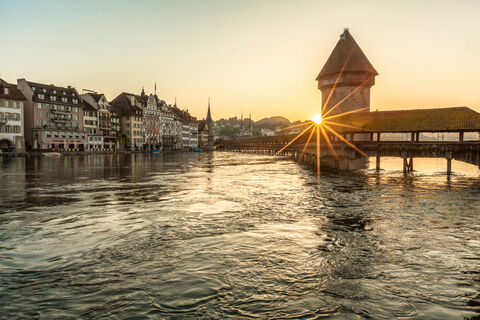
[317,29,378,117]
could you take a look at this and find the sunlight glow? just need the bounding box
[312,114,323,124]
[271,75,374,179]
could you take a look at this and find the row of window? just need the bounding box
[43,131,86,139]
[32,87,76,97]
[0,112,21,121]
[0,125,21,133]
[36,120,80,129]
[1,99,23,109]
[133,130,143,137]
[36,103,81,113]
[85,120,98,126]
[36,93,78,104]
[126,116,142,121]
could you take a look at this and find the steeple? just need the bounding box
[206,97,212,123]
[141,87,145,97]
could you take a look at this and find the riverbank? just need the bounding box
[0,149,192,158]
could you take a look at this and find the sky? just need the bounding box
[1,0,480,121]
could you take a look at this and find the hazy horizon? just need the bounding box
[1,0,479,121]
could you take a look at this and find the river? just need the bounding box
[1,152,480,319]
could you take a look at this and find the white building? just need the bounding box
[0,78,25,152]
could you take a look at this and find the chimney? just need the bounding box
[67,85,71,89]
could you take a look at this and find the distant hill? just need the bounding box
[255,116,291,129]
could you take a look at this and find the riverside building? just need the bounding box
[111,92,144,150]
[80,92,118,150]
[0,78,26,152]
[17,79,87,151]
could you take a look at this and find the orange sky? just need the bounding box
[1,0,479,121]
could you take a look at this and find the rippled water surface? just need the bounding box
[1,152,480,319]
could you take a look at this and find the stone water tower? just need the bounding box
[316,29,378,117]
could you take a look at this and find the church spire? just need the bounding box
[206,97,212,123]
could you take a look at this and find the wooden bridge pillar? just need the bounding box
[376,155,380,171]
[459,131,464,142]
[445,152,453,175]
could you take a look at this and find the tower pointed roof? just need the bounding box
[206,97,212,122]
[316,29,378,80]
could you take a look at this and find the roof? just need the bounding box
[0,78,26,101]
[316,29,378,80]
[198,120,206,132]
[111,92,143,116]
[82,98,97,112]
[328,107,480,133]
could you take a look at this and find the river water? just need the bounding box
[1,152,480,319]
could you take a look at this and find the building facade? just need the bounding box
[0,78,26,152]
[18,79,87,151]
[111,92,144,150]
[142,91,162,150]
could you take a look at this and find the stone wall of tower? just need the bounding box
[321,86,370,116]
[319,72,374,117]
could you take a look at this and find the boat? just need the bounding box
[42,152,62,157]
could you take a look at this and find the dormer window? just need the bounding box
[63,92,66,95]
[43,88,46,93]
[53,90,56,94]
[32,87,36,91]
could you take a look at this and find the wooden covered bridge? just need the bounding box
[217,106,480,174]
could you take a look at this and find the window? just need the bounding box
[50,96,56,101]
[53,90,56,94]
[38,94,45,99]
[4,88,9,94]
[43,88,46,93]
[73,99,78,104]
[61,97,67,103]
[32,87,36,91]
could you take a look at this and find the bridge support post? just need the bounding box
[401,151,408,174]
[408,157,413,171]
[445,152,453,175]
[376,155,380,171]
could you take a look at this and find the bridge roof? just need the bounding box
[330,107,480,133]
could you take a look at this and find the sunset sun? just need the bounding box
[312,114,323,124]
